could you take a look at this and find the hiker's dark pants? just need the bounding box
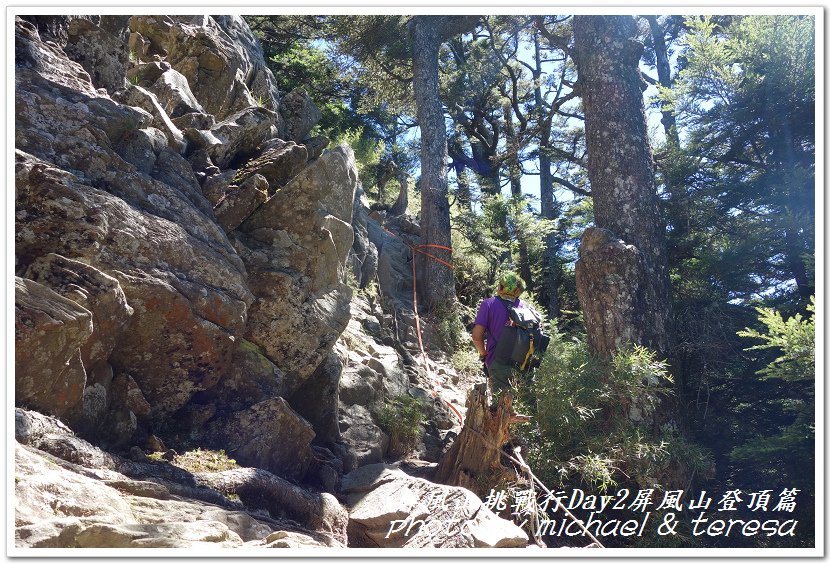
[485,360,514,398]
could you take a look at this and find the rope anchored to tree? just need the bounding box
[383,226,463,425]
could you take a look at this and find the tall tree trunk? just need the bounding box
[505,106,534,292]
[471,140,500,196]
[644,16,680,149]
[572,15,672,358]
[449,137,472,211]
[534,31,561,323]
[409,16,456,310]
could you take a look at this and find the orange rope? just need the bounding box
[409,244,454,270]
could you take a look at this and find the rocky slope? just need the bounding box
[13,14,528,550]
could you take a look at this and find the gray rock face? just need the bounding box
[15,277,92,417]
[280,88,322,142]
[208,397,315,482]
[14,441,332,548]
[112,84,186,153]
[208,107,280,169]
[64,17,129,93]
[343,463,528,548]
[203,339,287,413]
[339,405,388,474]
[239,146,359,393]
[14,12,374,500]
[15,153,250,420]
[303,135,330,161]
[214,173,269,233]
[115,127,169,175]
[233,139,308,192]
[289,351,342,446]
[349,186,379,289]
[148,68,205,118]
[15,15,261,422]
[368,217,416,310]
[15,17,99,96]
[128,15,281,121]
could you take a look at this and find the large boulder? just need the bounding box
[107,271,237,418]
[206,398,316,482]
[127,15,281,121]
[15,278,91,417]
[343,464,529,548]
[24,254,133,370]
[280,88,322,142]
[237,146,359,394]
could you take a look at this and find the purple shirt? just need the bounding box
[474,296,526,367]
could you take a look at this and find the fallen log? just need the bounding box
[195,468,348,545]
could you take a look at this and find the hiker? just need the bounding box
[471,272,531,407]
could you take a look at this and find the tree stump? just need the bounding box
[435,383,516,495]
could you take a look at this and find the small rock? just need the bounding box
[129,446,146,462]
[145,435,166,452]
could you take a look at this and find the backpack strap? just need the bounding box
[497,297,516,325]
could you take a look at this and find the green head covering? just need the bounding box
[496,271,525,300]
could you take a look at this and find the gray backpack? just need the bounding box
[492,299,550,371]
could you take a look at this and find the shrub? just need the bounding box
[429,303,470,353]
[377,395,426,458]
[149,448,238,473]
[451,347,482,382]
[518,329,705,492]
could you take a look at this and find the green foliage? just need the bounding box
[377,395,426,458]
[450,347,482,382]
[450,194,555,311]
[731,298,815,471]
[246,16,401,177]
[520,330,700,492]
[652,17,816,546]
[738,296,815,383]
[430,304,468,353]
[664,15,815,304]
